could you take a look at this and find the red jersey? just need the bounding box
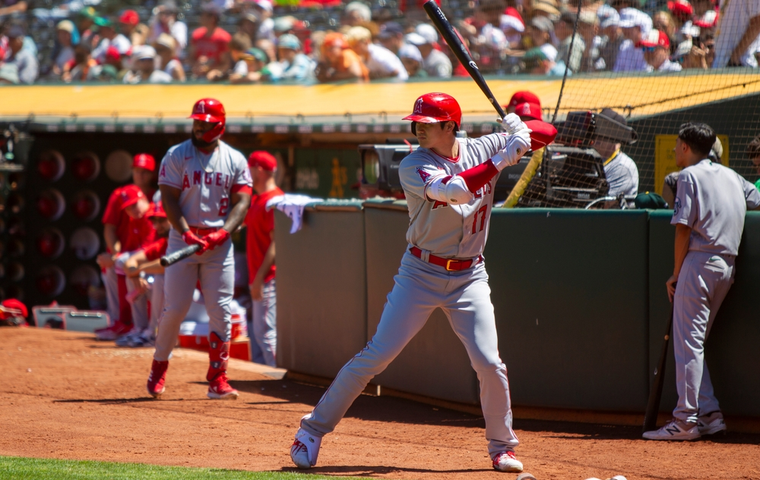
[245,187,283,284]
[191,27,231,64]
[102,185,157,253]
[143,237,168,262]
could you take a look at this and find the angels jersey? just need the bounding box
[399,133,510,258]
[158,140,252,228]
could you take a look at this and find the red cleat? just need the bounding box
[95,321,132,341]
[147,359,168,398]
[207,372,239,400]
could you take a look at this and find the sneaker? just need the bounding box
[95,321,132,341]
[129,333,155,348]
[697,411,727,435]
[290,428,322,469]
[147,360,169,398]
[115,330,140,347]
[492,450,523,473]
[643,419,700,440]
[207,373,239,400]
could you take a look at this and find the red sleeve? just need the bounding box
[102,187,123,226]
[525,120,558,151]
[231,184,252,196]
[191,27,205,42]
[458,160,500,193]
[143,238,168,261]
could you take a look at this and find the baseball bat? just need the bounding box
[423,0,506,119]
[643,303,674,432]
[160,244,200,267]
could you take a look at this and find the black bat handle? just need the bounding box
[160,244,200,267]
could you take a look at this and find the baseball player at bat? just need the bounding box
[290,93,540,473]
[146,98,252,400]
[643,123,760,440]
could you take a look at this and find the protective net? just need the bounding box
[500,0,760,209]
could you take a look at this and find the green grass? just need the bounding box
[0,456,359,480]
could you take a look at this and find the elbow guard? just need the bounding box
[427,175,473,205]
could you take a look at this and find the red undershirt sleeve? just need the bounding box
[458,160,500,193]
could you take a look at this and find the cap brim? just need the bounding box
[403,114,444,123]
[189,113,223,123]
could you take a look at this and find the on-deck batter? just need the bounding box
[146,98,252,400]
[289,92,556,473]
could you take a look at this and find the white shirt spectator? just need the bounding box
[366,43,408,81]
[614,39,648,71]
[92,34,131,64]
[712,0,760,68]
[648,58,682,72]
[540,43,558,62]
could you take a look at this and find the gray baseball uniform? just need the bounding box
[153,140,251,361]
[671,159,760,423]
[299,132,519,459]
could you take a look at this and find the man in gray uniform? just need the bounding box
[643,122,760,440]
[289,92,555,473]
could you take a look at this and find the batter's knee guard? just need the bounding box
[207,331,230,381]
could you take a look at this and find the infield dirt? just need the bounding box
[1,328,758,480]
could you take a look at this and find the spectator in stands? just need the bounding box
[377,21,405,56]
[555,11,586,73]
[207,33,251,81]
[342,1,372,28]
[0,0,27,19]
[457,0,508,74]
[595,108,638,207]
[3,26,37,84]
[154,33,185,82]
[577,11,601,72]
[652,11,677,54]
[405,31,452,78]
[712,0,760,68]
[682,32,715,69]
[614,8,650,72]
[75,7,98,48]
[52,20,76,78]
[315,31,368,83]
[691,0,719,32]
[95,46,129,81]
[65,42,97,82]
[124,46,173,84]
[189,3,232,79]
[346,26,407,81]
[522,46,568,75]
[747,135,760,191]
[268,33,315,82]
[642,30,682,72]
[148,0,188,58]
[528,16,558,64]
[500,7,525,50]
[399,43,426,78]
[0,45,19,84]
[597,4,623,71]
[119,10,146,47]
[92,17,132,64]
[230,47,270,83]
[251,0,275,43]
[237,11,260,48]
[532,0,561,22]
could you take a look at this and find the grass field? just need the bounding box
[0,456,361,480]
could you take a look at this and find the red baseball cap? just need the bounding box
[119,10,140,26]
[133,153,156,171]
[248,151,277,171]
[667,0,693,21]
[640,29,670,49]
[147,201,167,218]
[514,101,542,121]
[507,91,541,109]
[0,299,28,319]
[119,184,147,208]
[105,45,121,63]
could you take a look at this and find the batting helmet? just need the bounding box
[189,98,226,143]
[403,92,461,128]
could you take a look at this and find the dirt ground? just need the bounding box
[1,328,759,480]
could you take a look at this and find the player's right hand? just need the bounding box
[499,113,525,134]
[496,129,532,169]
[182,230,209,255]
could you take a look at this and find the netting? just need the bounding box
[503,0,760,209]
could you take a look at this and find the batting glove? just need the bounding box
[182,230,209,255]
[499,113,528,135]
[494,129,532,170]
[203,228,231,250]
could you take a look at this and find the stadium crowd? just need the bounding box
[0,0,757,85]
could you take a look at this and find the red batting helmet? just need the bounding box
[189,98,226,142]
[403,92,462,128]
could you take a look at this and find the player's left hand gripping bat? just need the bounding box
[160,244,200,267]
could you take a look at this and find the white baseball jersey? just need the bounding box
[158,140,252,228]
[399,133,510,259]
[672,158,760,256]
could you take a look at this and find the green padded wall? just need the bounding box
[275,206,368,375]
[364,202,480,405]
[486,209,650,411]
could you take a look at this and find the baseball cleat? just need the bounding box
[95,321,132,341]
[697,411,727,435]
[642,419,700,440]
[492,450,523,472]
[207,373,239,400]
[290,428,322,469]
[147,359,169,399]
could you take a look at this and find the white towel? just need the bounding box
[266,194,321,233]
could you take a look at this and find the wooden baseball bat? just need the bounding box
[160,244,200,267]
[643,303,674,432]
[423,0,506,119]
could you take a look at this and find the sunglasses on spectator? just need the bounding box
[642,46,657,53]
